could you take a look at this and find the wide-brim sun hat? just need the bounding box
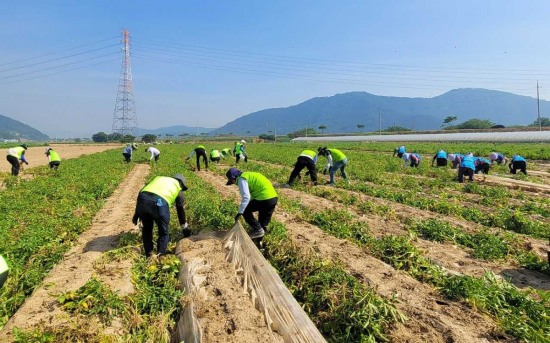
[172,174,188,191]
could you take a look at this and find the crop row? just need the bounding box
[0,149,134,329]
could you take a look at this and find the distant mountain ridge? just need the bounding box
[0,114,49,141]
[214,88,548,135]
[136,125,215,136]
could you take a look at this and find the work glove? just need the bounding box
[181,223,191,238]
[234,213,242,223]
[24,161,29,165]
[132,213,139,226]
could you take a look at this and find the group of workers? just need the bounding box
[185,140,248,171]
[395,145,528,183]
[5,144,61,176]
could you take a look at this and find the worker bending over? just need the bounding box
[448,154,463,169]
[226,168,278,239]
[6,144,28,176]
[210,149,224,163]
[474,157,491,174]
[234,140,248,163]
[123,143,137,163]
[432,150,447,167]
[509,155,527,175]
[45,147,61,170]
[132,174,190,257]
[318,147,348,185]
[146,146,160,162]
[489,152,507,165]
[393,145,406,158]
[403,152,422,168]
[186,145,208,171]
[458,155,475,183]
[221,148,233,157]
[286,149,318,186]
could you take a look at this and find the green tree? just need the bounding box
[141,134,157,143]
[447,118,495,130]
[357,124,365,130]
[383,125,412,132]
[120,135,135,143]
[259,134,275,141]
[442,116,458,127]
[530,117,550,127]
[318,125,327,134]
[92,132,108,142]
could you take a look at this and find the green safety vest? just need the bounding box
[197,145,205,150]
[0,255,8,288]
[235,143,243,154]
[48,150,61,162]
[239,172,277,200]
[222,148,231,154]
[300,150,316,159]
[328,148,346,162]
[8,146,25,159]
[210,150,221,158]
[141,176,182,206]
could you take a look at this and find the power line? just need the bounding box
[0,35,120,67]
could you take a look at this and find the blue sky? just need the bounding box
[1,0,550,137]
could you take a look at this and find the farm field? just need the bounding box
[0,142,548,342]
[0,144,121,174]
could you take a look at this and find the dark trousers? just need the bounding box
[210,157,220,163]
[509,161,527,175]
[6,155,20,176]
[475,164,490,174]
[154,154,160,162]
[195,149,208,170]
[288,156,317,185]
[236,153,247,164]
[410,160,419,168]
[451,161,459,169]
[243,197,278,231]
[458,167,474,183]
[436,158,447,167]
[49,161,60,170]
[135,192,171,257]
[123,153,132,163]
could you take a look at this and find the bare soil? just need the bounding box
[1,144,120,173]
[0,164,150,340]
[197,171,510,343]
[177,233,283,343]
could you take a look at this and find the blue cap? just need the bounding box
[226,168,242,185]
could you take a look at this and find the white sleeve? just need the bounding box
[327,154,333,166]
[150,150,154,160]
[238,178,251,214]
[188,150,196,158]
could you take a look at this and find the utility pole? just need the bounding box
[112,29,138,136]
[378,107,382,135]
[537,81,542,131]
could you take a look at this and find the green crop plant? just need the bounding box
[0,149,133,329]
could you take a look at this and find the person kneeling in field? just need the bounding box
[226,168,278,239]
[403,152,422,168]
[509,155,527,175]
[132,174,190,257]
[6,144,28,176]
[432,150,447,167]
[286,149,318,186]
[210,149,224,163]
[44,147,61,170]
[146,146,160,162]
[458,155,475,183]
[489,152,507,165]
[474,157,491,174]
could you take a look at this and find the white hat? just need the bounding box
[241,140,246,144]
[448,154,456,161]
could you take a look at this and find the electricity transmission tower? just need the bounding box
[111,29,138,136]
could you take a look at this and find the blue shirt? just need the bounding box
[512,155,526,162]
[123,146,133,155]
[460,156,475,170]
[398,146,405,153]
[436,150,447,159]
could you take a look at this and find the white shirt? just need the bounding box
[237,178,251,214]
[147,147,160,160]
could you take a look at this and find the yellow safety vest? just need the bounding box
[141,176,182,206]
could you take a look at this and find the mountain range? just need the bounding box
[0,114,49,141]
[213,88,548,135]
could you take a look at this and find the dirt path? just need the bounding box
[476,174,550,194]
[197,171,508,343]
[0,164,150,339]
[177,233,284,343]
[1,144,120,173]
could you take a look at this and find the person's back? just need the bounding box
[239,172,277,200]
